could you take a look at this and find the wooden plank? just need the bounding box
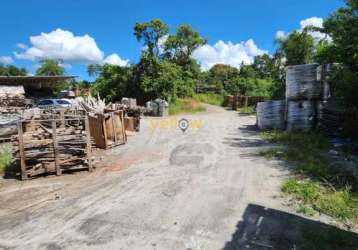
[17,122,28,180]
[101,114,108,149]
[111,112,117,144]
[85,118,93,172]
[120,111,127,143]
[59,110,65,128]
[52,120,61,176]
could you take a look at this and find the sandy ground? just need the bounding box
[0,105,356,249]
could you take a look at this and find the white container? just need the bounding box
[286,64,321,100]
[155,98,169,117]
[287,100,316,131]
[257,100,285,130]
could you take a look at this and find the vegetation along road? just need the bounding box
[0,105,356,249]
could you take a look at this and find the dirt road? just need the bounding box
[0,105,344,249]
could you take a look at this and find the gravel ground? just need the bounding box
[0,105,356,250]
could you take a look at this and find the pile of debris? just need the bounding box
[10,94,147,179]
[0,85,31,113]
[224,95,264,111]
[12,118,92,179]
[77,95,143,133]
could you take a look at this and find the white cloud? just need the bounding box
[16,43,28,49]
[14,28,130,67]
[0,56,14,65]
[15,28,104,63]
[275,30,287,40]
[300,17,328,41]
[192,39,267,70]
[300,17,323,29]
[276,17,329,42]
[104,53,129,66]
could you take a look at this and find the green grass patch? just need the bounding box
[260,130,358,225]
[283,177,358,224]
[193,93,224,106]
[0,144,13,174]
[169,98,206,115]
[239,106,256,115]
[260,131,333,179]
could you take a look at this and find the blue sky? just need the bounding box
[0,0,343,80]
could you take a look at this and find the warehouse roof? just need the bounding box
[0,76,76,88]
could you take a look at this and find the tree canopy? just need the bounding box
[276,30,315,66]
[0,64,27,76]
[134,19,169,57]
[90,2,357,109]
[164,24,207,66]
[36,59,65,76]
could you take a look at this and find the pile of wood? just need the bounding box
[12,118,92,179]
[108,104,143,132]
[232,96,264,110]
[0,85,30,112]
[88,111,127,149]
[224,95,234,108]
[318,101,358,139]
[0,97,27,108]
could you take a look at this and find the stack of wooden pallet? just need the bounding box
[12,118,92,180]
[88,111,127,149]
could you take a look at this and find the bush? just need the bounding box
[0,144,13,174]
[193,93,224,106]
[169,98,206,115]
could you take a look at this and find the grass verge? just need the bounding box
[169,98,206,115]
[0,144,13,174]
[283,177,358,224]
[239,106,256,115]
[193,93,224,106]
[260,130,358,226]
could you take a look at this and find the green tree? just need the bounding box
[319,0,358,69]
[91,64,133,102]
[0,64,27,76]
[134,19,169,57]
[207,64,240,93]
[316,0,358,109]
[36,59,65,76]
[252,54,275,78]
[164,24,207,66]
[163,24,207,97]
[133,54,181,101]
[276,30,315,65]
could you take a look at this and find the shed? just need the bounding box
[0,76,76,98]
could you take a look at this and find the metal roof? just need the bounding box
[0,76,76,86]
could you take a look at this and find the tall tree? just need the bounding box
[316,0,358,109]
[164,24,207,66]
[276,30,315,65]
[36,59,65,76]
[91,64,133,102]
[134,19,169,57]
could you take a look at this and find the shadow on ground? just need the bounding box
[223,124,272,149]
[223,204,358,250]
